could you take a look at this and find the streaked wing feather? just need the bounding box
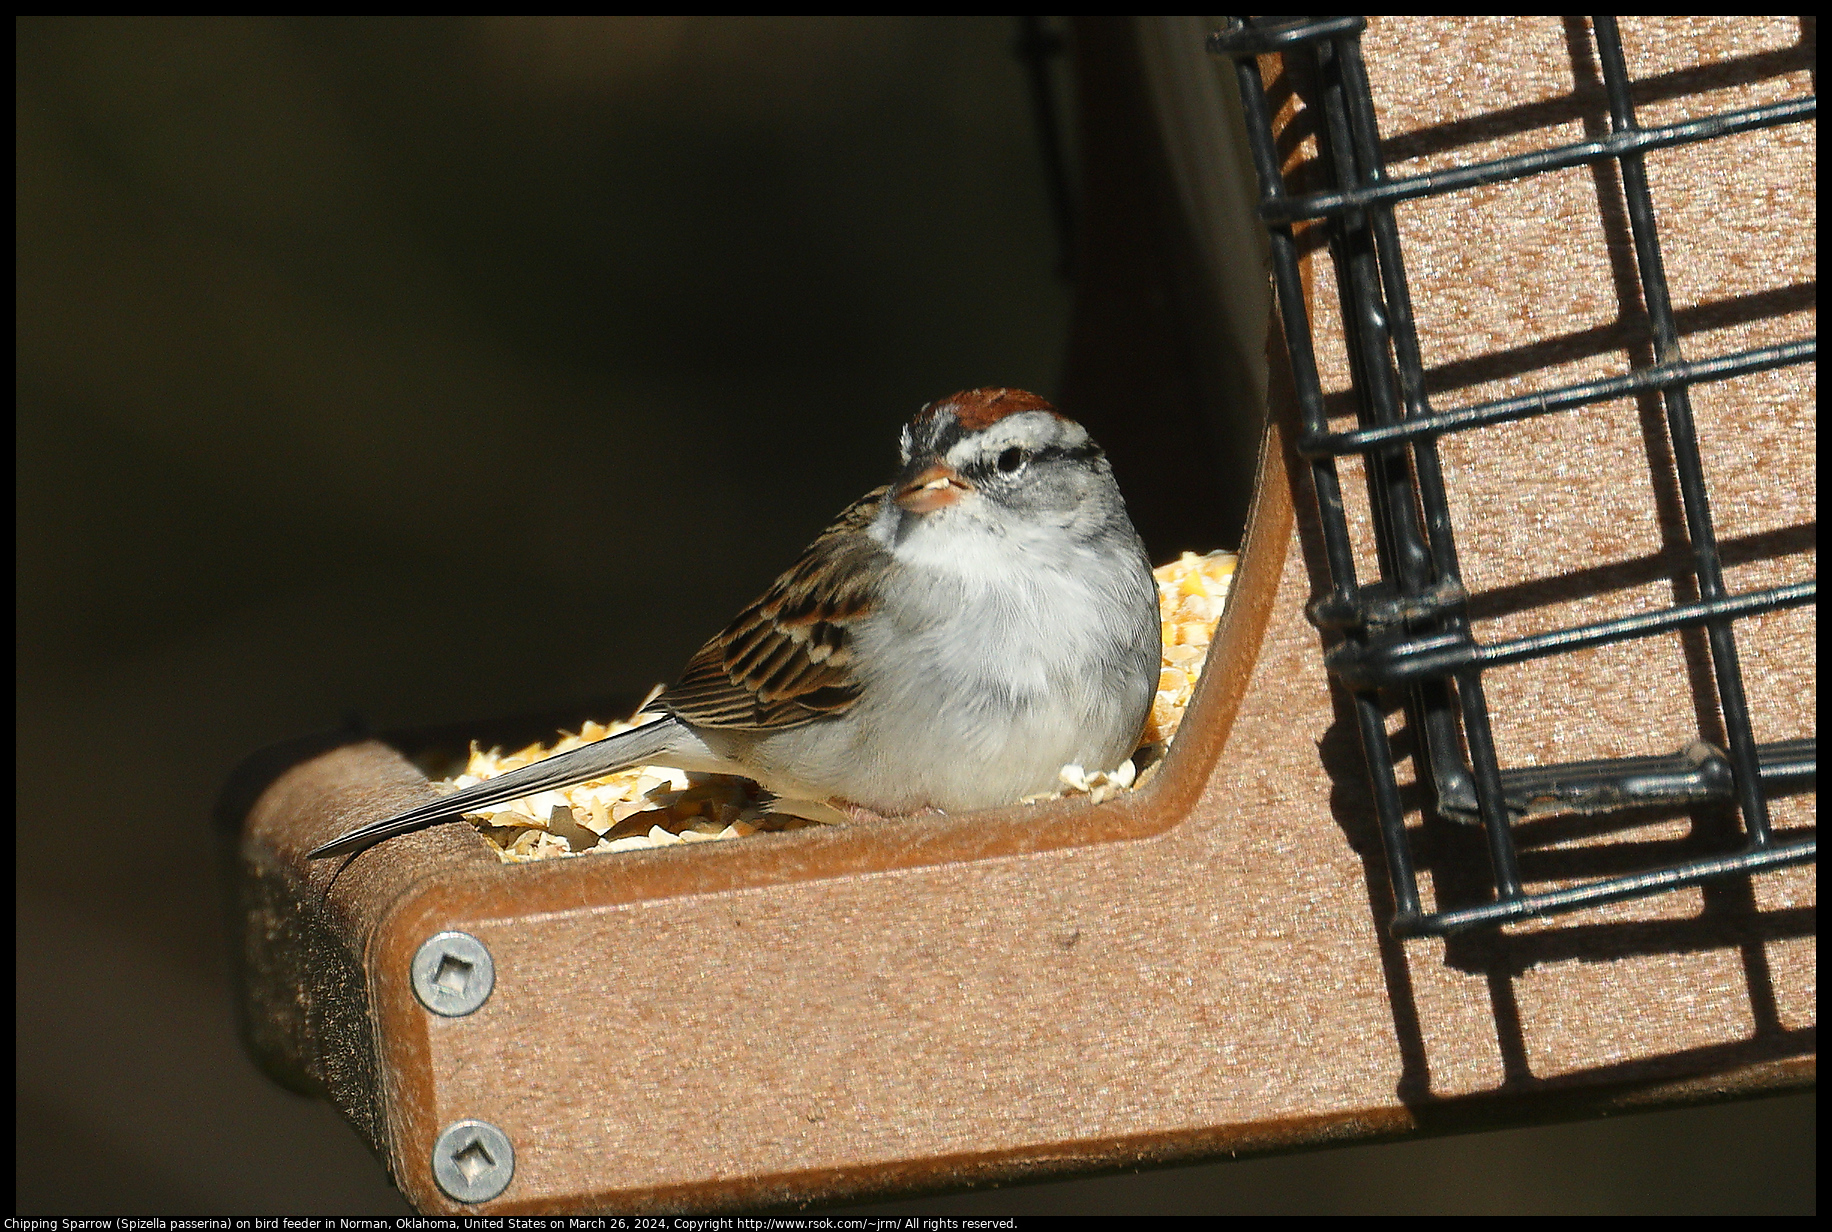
[654,488,887,731]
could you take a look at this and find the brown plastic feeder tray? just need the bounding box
[223,402,1812,1214]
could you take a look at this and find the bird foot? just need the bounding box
[833,800,947,824]
[764,796,944,825]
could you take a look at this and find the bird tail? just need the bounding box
[307,715,690,858]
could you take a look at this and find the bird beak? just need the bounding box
[895,462,973,513]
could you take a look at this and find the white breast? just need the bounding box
[744,515,1158,812]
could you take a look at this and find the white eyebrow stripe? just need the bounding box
[939,410,1083,468]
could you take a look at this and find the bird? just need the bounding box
[309,388,1160,859]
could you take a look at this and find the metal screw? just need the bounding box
[411,931,495,1017]
[432,1118,515,1203]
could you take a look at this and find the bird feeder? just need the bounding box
[223,16,1815,1213]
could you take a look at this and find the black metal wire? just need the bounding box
[1213,16,1816,936]
[1303,339,1815,457]
[1590,16,1776,850]
[1260,95,1815,223]
[1329,580,1816,688]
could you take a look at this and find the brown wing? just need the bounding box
[653,488,888,731]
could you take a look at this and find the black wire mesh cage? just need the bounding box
[1211,16,1816,936]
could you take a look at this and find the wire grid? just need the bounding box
[1211,16,1817,935]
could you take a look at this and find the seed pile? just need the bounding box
[451,549,1236,862]
[1146,549,1237,745]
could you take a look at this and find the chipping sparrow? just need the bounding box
[310,388,1160,858]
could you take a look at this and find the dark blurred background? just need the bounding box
[15,16,1812,1214]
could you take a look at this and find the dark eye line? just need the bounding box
[961,440,1102,481]
[1022,442,1101,466]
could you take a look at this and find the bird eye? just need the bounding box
[996,447,1027,473]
